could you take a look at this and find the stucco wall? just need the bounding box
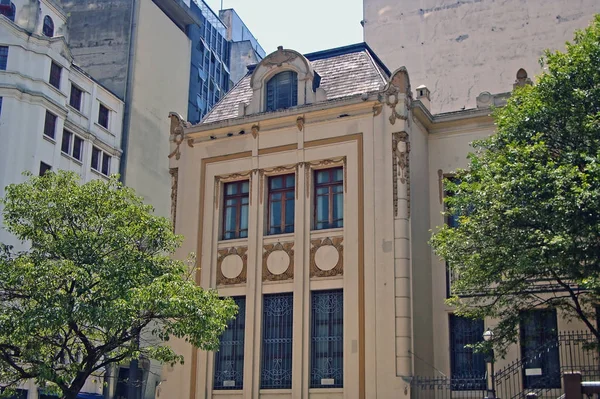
[124,0,190,218]
[364,0,600,113]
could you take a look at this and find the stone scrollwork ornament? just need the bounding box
[169,168,178,230]
[377,67,412,125]
[392,132,410,217]
[168,112,191,160]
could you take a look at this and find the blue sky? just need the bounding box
[204,0,364,54]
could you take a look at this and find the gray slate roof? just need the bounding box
[202,43,390,124]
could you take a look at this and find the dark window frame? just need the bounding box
[39,162,52,176]
[519,309,560,389]
[0,45,7,70]
[267,174,295,235]
[213,296,246,390]
[91,146,111,176]
[49,62,61,89]
[0,2,16,22]
[310,289,343,388]
[98,103,109,129]
[266,71,298,112]
[222,180,250,240]
[314,167,344,230]
[69,84,83,111]
[42,15,54,37]
[449,314,486,390]
[61,130,83,161]
[261,292,293,389]
[43,111,57,139]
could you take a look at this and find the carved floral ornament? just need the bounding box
[310,237,344,278]
[262,242,295,282]
[216,247,248,286]
[373,67,412,125]
[392,132,410,217]
[168,112,192,160]
[169,168,178,230]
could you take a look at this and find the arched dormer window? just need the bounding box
[0,1,15,22]
[43,15,54,37]
[266,71,298,112]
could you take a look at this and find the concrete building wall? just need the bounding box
[363,0,600,113]
[58,0,133,99]
[229,40,261,83]
[124,0,190,218]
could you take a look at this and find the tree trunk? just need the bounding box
[62,371,90,399]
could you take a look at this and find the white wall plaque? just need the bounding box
[525,368,543,376]
[223,380,236,387]
[321,378,335,385]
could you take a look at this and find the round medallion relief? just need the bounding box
[314,245,339,271]
[221,254,243,279]
[266,250,290,275]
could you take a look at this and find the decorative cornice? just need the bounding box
[216,247,248,286]
[262,242,294,282]
[310,237,344,278]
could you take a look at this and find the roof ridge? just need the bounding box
[362,47,389,86]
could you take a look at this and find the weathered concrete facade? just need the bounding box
[58,0,191,218]
[364,0,600,113]
[59,0,132,99]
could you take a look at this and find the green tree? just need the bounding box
[0,171,236,399]
[431,15,600,352]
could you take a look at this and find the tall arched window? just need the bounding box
[266,71,297,112]
[0,2,15,22]
[43,15,54,37]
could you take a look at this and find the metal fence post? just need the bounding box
[563,371,582,399]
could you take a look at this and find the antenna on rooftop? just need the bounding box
[220,0,223,10]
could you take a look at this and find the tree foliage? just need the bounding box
[0,171,236,399]
[430,15,600,353]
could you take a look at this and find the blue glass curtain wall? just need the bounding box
[187,0,231,124]
[261,293,293,389]
[214,297,246,390]
[310,290,343,388]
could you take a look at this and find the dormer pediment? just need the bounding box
[245,46,326,115]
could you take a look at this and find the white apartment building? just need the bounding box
[0,0,123,257]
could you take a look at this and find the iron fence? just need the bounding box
[412,331,600,399]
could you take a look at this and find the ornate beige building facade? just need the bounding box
[162,43,591,399]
